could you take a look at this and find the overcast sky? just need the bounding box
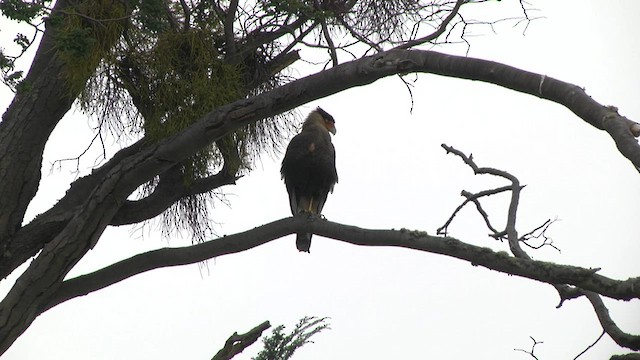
[1,1,639,359]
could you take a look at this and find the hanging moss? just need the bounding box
[53,0,128,95]
[141,30,241,140]
[128,29,242,179]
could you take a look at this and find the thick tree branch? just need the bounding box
[0,0,131,243]
[44,216,640,313]
[0,139,146,279]
[611,354,640,360]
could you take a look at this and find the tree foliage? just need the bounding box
[252,317,329,360]
[0,0,639,358]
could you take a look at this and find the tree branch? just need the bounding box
[44,216,640,313]
[0,139,147,279]
[611,354,640,360]
[0,0,132,243]
[110,165,239,226]
[584,291,640,350]
[211,320,271,360]
[441,144,530,258]
[223,0,239,58]
[394,0,466,50]
[437,185,512,236]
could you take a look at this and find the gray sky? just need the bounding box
[1,1,639,359]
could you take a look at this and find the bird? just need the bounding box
[281,107,338,252]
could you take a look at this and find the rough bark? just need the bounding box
[0,0,132,265]
[0,0,79,243]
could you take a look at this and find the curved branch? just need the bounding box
[442,144,529,258]
[45,216,640,313]
[584,291,640,351]
[110,165,239,225]
[437,186,511,236]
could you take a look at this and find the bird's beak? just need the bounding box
[327,123,337,135]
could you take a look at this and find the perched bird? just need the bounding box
[281,107,338,252]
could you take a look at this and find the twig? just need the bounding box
[514,336,543,359]
[437,186,511,236]
[395,0,466,49]
[519,219,561,252]
[574,329,605,359]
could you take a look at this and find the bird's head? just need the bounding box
[314,107,336,135]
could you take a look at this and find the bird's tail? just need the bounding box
[296,233,312,252]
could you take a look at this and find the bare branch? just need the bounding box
[520,219,561,252]
[441,144,529,258]
[395,0,466,50]
[584,291,640,350]
[574,329,605,360]
[320,18,338,67]
[437,185,512,237]
[314,0,338,66]
[211,321,271,360]
[514,336,543,359]
[336,17,382,53]
[44,216,640,314]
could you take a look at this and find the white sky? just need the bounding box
[1,1,639,359]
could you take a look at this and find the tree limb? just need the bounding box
[110,165,239,226]
[611,354,640,360]
[44,216,640,313]
[441,144,529,258]
[0,0,132,243]
[211,321,271,360]
[223,0,239,58]
[584,291,640,350]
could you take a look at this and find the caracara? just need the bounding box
[281,107,338,252]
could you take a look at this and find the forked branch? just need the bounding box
[437,144,639,352]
